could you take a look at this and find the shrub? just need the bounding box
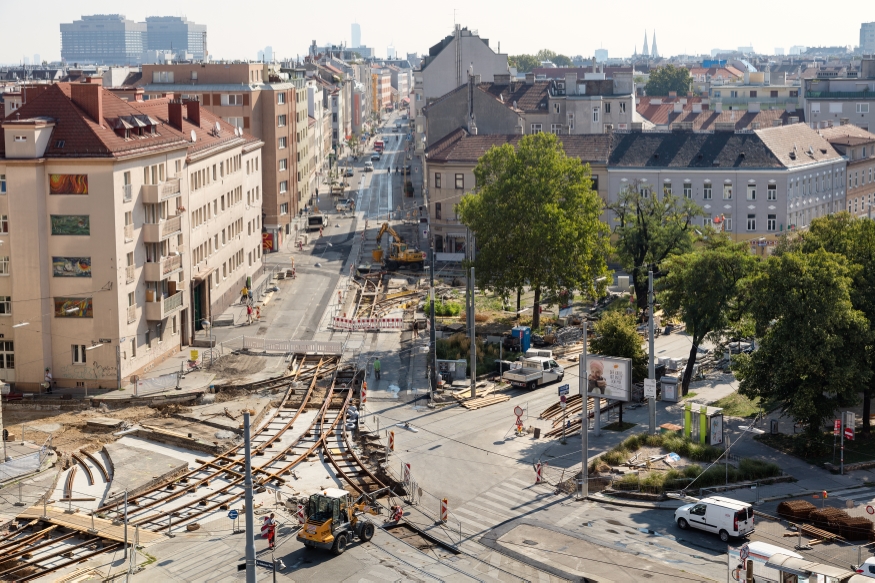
[427,300,462,317]
[601,448,629,466]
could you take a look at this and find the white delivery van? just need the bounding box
[675,496,754,542]
[728,542,801,583]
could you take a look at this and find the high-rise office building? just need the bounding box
[33,54,40,66]
[387,44,396,59]
[351,23,361,48]
[862,23,875,54]
[145,16,207,60]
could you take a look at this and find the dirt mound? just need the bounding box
[215,388,251,403]
[211,353,268,379]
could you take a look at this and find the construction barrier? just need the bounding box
[535,462,543,484]
[361,383,367,405]
[331,317,404,331]
[440,498,448,523]
[389,431,395,451]
[296,504,305,523]
[402,462,411,484]
[242,337,344,354]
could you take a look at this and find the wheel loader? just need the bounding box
[295,488,385,554]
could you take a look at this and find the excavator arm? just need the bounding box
[375,222,403,246]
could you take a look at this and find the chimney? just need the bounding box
[70,83,104,126]
[87,76,103,86]
[494,73,511,84]
[749,102,760,113]
[473,74,481,85]
[185,100,201,127]
[168,100,184,131]
[668,91,677,98]
[673,102,683,113]
[525,73,535,85]
[715,101,723,113]
[565,73,577,95]
[692,103,702,113]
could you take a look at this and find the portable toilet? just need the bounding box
[512,326,531,353]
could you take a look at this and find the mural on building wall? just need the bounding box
[52,257,91,277]
[49,174,88,195]
[54,297,93,318]
[262,232,275,252]
[50,215,90,236]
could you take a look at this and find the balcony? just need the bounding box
[124,223,134,242]
[145,290,184,321]
[806,91,873,99]
[127,304,137,324]
[143,215,182,243]
[144,254,183,281]
[122,183,133,203]
[141,178,181,204]
[125,265,135,283]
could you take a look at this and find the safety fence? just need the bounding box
[241,337,345,354]
[0,437,52,483]
[331,317,403,331]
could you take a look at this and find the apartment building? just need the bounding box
[804,58,875,131]
[637,95,804,130]
[424,130,611,261]
[0,81,263,390]
[306,79,331,187]
[607,125,846,253]
[821,125,875,217]
[371,68,392,113]
[140,63,307,251]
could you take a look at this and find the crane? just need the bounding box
[373,222,425,271]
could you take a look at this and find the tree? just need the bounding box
[553,55,573,67]
[644,65,692,96]
[589,311,647,383]
[457,133,610,329]
[658,240,757,395]
[607,181,705,312]
[732,249,870,435]
[798,213,875,434]
[345,134,359,159]
[508,54,540,73]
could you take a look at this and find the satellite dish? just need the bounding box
[190,129,197,142]
[215,121,221,133]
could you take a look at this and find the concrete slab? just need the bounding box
[86,417,125,430]
[177,395,275,433]
[103,440,189,500]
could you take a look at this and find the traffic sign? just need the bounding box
[558,384,569,396]
[514,406,524,417]
[834,419,841,435]
[845,426,855,441]
[560,399,567,410]
[255,559,274,570]
[739,543,750,562]
[227,509,239,520]
[644,379,657,399]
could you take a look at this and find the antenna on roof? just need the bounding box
[190,129,197,142]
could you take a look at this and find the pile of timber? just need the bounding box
[459,394,510,410]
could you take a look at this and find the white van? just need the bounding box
[675,496,754,542]
[364,161,374,172]
[728,542,801,582]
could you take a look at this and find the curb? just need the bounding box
[588,492,683,510]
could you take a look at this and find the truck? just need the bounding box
[502,356,564,389]
[307,213,329,232]
[374,140,384,153]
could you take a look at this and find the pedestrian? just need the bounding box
[373,357,381,380]
[241,285,248,304]
[246,304,253,325]
[248,288,253,303]
[255,306,261,322]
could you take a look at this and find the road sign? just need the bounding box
[834,419,841,435]
[558,384,569,396]
[644,379,657,399]
[514,406,524,417]
[255,559,274,570]
[560,400,567,410]
[739,543,750,562]
[227,509,239,520]
[845,426,855,441]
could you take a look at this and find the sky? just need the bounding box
[0,0,866,65]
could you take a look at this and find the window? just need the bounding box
[858,103,870,114]
[591,175,599,191]
[810,102,821,114]
[277,115,287,127]
[790,90,799,98]
[725,217,733,232]
[768,214,777,231]
[0,215,7,234]
[663,185,672,197]
[0,296,10,314]
[455,174,464,190]
[768,184,777,200]
[568,113,575,130]
[683,184,692,199]
[553,103,560,114]
[749,90,757,98]
[226,117,243,128]
[277,92,286,105]
[278,137,287,149]
[434,173,441,189]
[747,214,756,231]
[280,203,289,215]
[130,338,136,359]
[723,184,733,199]
[72,344,87,365]
[619,102,626,114]
[0,257,9,275]
[279,181,288,193]
[0,175,5,194]
[435,202,442,220]
[151,71,174,83]
[747,185,756,200]
[145,330,151,351]
[592,107,600,123]
[550,124,563,135]
[638,185,651,198]
[530,124,543,134]
[703,185,712,199]
[703,214,711,227]
[279,159,287,171]
[0,342,13,369]
[771,90,779,98]
[604,103,611,114]
[221,94,244,106]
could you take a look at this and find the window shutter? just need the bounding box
[243,117,250,129]
[202,94,211,106]
[243,94,250,106]
[213,94,222,106]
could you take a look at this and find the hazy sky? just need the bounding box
[0,0,864,65]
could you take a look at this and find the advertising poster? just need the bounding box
[49,174,88,195]
[52,257,91,277]
[584,355,632,402]
[710,413,724,446]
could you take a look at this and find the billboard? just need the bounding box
[710,413,724,446]
[584,355,632,402]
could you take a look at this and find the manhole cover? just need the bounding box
[523,540,539,546]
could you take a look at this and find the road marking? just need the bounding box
[555,503,592,527]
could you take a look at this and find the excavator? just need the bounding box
[295,487,390,554]
[373,222,426,271]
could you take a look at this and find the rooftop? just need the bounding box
[637,96,804,131]
[426,129,612,164]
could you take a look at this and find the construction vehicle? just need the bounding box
[296,487,387,554]
[373,222,426,270]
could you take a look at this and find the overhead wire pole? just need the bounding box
[580,320,588,500]
[648,270,656,435]
[243,412,256,583]
[430,247,437,398]
[469,266,476,399]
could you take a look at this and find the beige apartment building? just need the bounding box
[140,63,308,252]
[0,81,263,391]
[822,124,875,217]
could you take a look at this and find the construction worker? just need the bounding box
[391,504,403,522]
[240,285,249,304]
[373,357,381,380]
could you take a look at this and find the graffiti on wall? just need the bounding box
[54,297,93,318]
[57,361,116,380]
[52,257,91,277]
[49,174,88,195]
[50,215,90,236]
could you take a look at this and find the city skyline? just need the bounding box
[0,0,865,65]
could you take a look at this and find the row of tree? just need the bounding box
[458,132,875,437]
[508,50,573,73]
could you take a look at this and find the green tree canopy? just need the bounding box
[659,239,757,395]
[645,65,693,96]
[732,249,870,435]
[457,133,610,329]
[607,181,705,312]
[508,54,540,73]
[589,311,647,383]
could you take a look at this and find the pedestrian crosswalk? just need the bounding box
[448,477,561,537]
[832,486,875,505]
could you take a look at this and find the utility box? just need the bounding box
[512,326,531,353]
[660,376,679,402]
[437,359,468,383]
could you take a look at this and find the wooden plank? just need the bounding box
[15,506,164,545]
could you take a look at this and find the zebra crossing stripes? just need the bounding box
[834,487,875,504]
[449,477,560,536]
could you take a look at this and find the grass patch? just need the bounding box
[590,431,724,473]
[714,393,761,418]
[681,392,698,401]
[604,421,637,432]
[754,430,875,467]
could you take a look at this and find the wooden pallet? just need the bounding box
[460,394,510,410]
[782,524,845,543]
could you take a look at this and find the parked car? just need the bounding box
[370,152,381,161]
[344,168,354,177]
[364,161,374,172]
[336,198,354,212]
[675,496,754,542]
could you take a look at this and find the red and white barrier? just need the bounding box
[332,316,404,331]
[361,382,367,405]
[389,430,395,451]
[402,462,411,483]
[440,498,448,523]
[535,462,543,484]
[296,503,305,523]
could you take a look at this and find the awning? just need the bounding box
[401,97,410,103]
[765,554,855,579]
[192,267,216,282]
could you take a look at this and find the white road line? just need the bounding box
[455,503,511,524]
